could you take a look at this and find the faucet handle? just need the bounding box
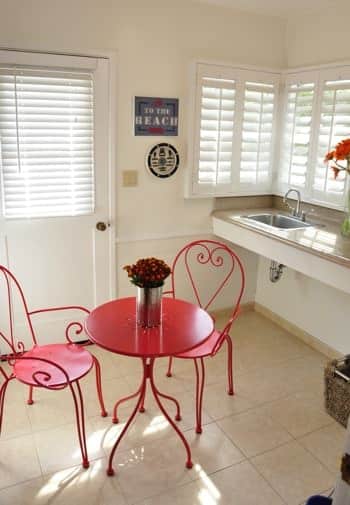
[300,210,306,222]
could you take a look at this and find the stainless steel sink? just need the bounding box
[244,213,313,230]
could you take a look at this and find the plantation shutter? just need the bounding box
[312,78,350,206]
[240,81,275,186]
[194,74,236,193]
[0,67,94,218]
[280,81,315,191]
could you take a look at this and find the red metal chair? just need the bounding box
[164,240,245,433]
[0,265,107,468]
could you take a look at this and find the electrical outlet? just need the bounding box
[122,170,138,187]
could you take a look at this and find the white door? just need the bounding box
[0,51,114,347]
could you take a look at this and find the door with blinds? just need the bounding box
[0,50,113,347]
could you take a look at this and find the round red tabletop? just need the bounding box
[85,297,214,358]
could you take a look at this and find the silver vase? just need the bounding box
[136,286,163,327]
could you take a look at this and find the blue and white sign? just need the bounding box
[134,97,179,136]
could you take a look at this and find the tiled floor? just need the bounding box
[0,311,345,504]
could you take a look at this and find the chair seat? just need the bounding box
[13,343,94,387]
[175,329,222,359]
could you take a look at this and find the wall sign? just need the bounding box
[146,143,179,178]
[135,97,178,136]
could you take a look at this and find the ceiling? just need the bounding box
[193,0,339,18]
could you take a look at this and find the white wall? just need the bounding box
[0,0,285,301]
[255,257,349,355]
[286,5,350,67]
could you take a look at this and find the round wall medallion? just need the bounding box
[146,143,179,178]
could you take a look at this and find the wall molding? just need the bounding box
[254,302,341,359]
[210,302,255,321]
[115,230,213,244]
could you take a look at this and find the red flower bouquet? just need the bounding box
[123,257,171,288]
[324,138,350,179]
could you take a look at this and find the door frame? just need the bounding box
[0,46,118,301]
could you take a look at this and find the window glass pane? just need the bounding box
[313,81,350,203]
[280,83,314,189]
[198,78,235,186]
[240,82,275,184]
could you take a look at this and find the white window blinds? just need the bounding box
[240,81,275,185]
[191,64,279,196]
[196,76,235,189]
[280,82,315,190]
[278,68,350,209]
[312,79,350,206]
[0,67,94,218]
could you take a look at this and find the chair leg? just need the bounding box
[69,380,89,469]
[27,386,34,405]
[0,378,11,435]
[166,357,173,377]
[92,356,107,417]
[226,335,234,395]
[194,358,205,434]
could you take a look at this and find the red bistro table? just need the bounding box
[85,296,214,475]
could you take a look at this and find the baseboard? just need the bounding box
[210,301,255,321]
[254,302,341,359]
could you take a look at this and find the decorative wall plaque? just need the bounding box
[135,97,179,136]
[146,143,179,178]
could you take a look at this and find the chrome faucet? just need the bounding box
[283,189,305,221]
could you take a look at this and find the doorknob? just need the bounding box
[96,221,110,231]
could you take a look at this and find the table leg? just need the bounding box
[152,384,182,421]
[148,358,193,469]
[107,363,147,476]
[107,357,192,475]
[112,360,181,422]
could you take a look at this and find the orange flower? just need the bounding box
[334,139,350,160]
[324,150,335,162]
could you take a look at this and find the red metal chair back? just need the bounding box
[166,240,245,354]
[0,265,37,356]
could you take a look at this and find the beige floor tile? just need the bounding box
[0,459,127,505]
[81,375,135,418]
[0,434,42,489]
[217,408,292,457]
[252,440,335,504]
[1,376,27,405]
[187,422,245,475]
[165,354,232,391]
[259,390,334,437]
[0,477,45,505]
[112,435,193,503]
[203,382,256,420]
[26,387,76,432]
[299,423,346,474]
[138,460,284,505]
[235,355,325,405]
[1,399,32,440]
[34,420,105,475]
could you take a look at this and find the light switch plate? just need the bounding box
[122,170,138,187]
